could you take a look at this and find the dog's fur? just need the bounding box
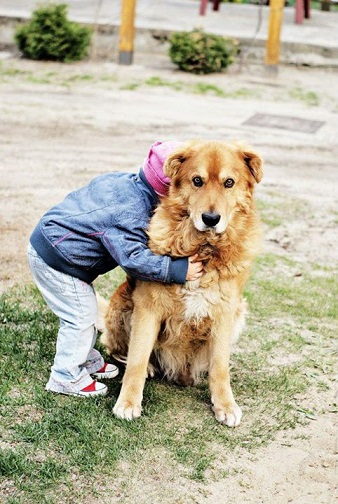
[99,140,263,427]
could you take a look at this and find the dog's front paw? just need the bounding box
[212,401,242,427]
[113,398,142,420]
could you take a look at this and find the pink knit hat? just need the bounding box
[142,141,182,196]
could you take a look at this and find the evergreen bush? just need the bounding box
[15,4,92,63]
[168,29,238,75]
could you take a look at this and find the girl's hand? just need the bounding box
[186,254,204,281]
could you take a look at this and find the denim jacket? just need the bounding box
[30,169,188,285]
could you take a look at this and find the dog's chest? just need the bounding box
[181,281,221,321]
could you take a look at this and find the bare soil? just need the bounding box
[0,55,337,503]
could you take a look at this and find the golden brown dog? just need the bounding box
[99,140,263,427]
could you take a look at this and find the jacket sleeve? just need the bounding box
[101,214,188,284]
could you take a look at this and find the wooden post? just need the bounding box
[295,0,304,24]
[118,0,136,65]
[304,0,311,19]
[199,0,208,15]
[265,0,284,71]
[212,0,221,11]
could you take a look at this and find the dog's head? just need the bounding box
[163,140,263,234]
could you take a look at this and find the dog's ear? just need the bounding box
[236,144,263,183]
[163,141,198,179]
[163,150,187,179]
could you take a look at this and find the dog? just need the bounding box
[98,140,263,427]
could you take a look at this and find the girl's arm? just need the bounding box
[102,218,202,284]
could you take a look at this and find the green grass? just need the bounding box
[257,193,311,229]
[192,82,225,96]
[1,250,336,502]
[145,76,183,91]
[0,63,262,102]
[1,61,336,112]
[119,82,140,91]
[0,63,117,89]
[288,87,320,107]
[143,76,260,99]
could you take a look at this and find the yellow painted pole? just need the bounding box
[265,0,284,71]
[118,0,137,65]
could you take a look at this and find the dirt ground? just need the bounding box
[0,54,337,503]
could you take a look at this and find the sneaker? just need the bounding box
[91,362,119,380]
[77,380,108,397]
[46,379,108,397]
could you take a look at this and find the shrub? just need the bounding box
[168,29,238,75]
[15,3,92,63]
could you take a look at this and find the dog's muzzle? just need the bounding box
[193,211,227,234]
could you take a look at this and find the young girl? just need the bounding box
[28,141,203,397]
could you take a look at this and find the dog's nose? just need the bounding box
[202,212,221,228]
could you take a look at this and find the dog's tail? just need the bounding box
[96,292,109,332]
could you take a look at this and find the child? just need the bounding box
[28,141,203,397]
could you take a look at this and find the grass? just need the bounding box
[257,191,311,229]
[3,66,324,111]
[1,247,337,502]
[0,63,265,102]
[288,87,320,107]
[0,63,117,89]
[145,76,183,91]
[144,76,260,99]
[0,61,334,110]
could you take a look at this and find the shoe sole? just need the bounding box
[47,386,108,398]
[92,368,119,380]
[77,387,108,397]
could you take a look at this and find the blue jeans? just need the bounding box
[27,243,104,394]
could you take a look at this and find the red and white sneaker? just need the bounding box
[91,363,119,380]
[77,380,108,397]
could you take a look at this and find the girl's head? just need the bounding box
[142,141,182,196]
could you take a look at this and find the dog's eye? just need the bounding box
[224,178,235,188]
[192,177,203,187]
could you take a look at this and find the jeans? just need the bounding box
[27,243,104,394]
